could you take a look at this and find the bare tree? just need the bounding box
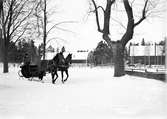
[0,0,36,73]
[33,0,77,60]
[90,0,166,76]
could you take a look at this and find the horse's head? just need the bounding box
[65,53,72,64]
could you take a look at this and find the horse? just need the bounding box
[51,53,72,84]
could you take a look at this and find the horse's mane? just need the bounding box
[65,54,72,64]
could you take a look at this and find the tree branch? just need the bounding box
[7,0,15,40]
[103,0,115,36]
[91,0,103,33]
[46,37,67,45]
[111,17,126,30]
[97,6,105,13]
[46,21,77,36]
[121,0,135,47]
[53,26,76,35]
[90,5,105,13]
[134,0,148,27]
[9,3,35,38]
[13,25,28,44]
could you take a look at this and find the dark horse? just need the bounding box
[51,53,72,84]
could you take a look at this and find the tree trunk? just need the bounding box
[112,41,125,77]
[0,29,2,62]
[43,0,47,60]
[0,0,2,62]
[3,45,8,73]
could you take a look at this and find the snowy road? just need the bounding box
[0,66,167,119]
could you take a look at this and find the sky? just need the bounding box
[44,0,167,52]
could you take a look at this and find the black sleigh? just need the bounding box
[18,60,52,80]
[19,65,45,80]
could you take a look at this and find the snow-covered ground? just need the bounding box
[0,65,167,119]
[125,65,166,73]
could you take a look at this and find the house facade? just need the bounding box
[129,44,165,65]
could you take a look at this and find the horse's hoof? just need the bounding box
[52,79,56,84]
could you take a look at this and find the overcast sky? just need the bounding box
[45,0,167,52]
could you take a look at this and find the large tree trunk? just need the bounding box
[3,44,8,73]
[0,30,2,62]
[91,0,148,77]
[0,0,2,62]
[112,41,125,77]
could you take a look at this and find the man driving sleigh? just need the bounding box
[53,46,67,69]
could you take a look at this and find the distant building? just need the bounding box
[42,45,56,60]
[71,50,89,64]
[129,44,165,65]
[46,45,55,52]
[43,48,89,65]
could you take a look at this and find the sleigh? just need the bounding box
[18,64,46,80]
[18,59,54,80]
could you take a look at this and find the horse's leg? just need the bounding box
[61,70,64,83]
[64,70,69,82]
[39,71,44,81]
[51,71,55,84]
[39,75,43,81]
[54,70,58,83]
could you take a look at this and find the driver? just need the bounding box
[58,46,65,67]
[23,53,31,65]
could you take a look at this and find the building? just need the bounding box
[42,45,56,60]
[129,44,165,65]
[44,47,89,66]
[71,50,89,64]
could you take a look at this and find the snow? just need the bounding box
[125,65,166,73]
[0,65,167,119]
